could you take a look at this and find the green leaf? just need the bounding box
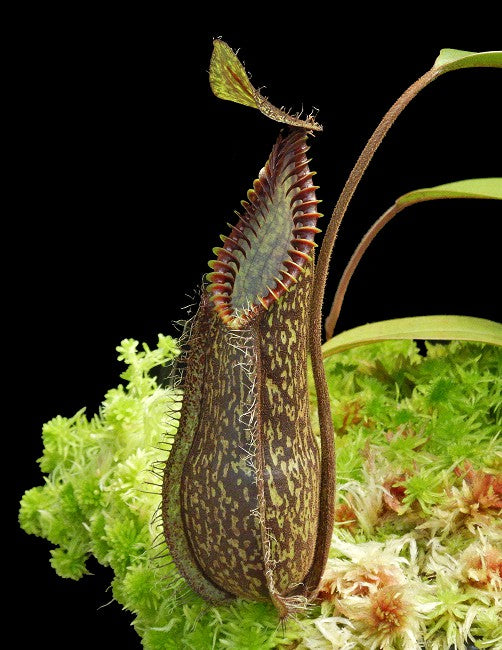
[322,316,502,358]
[396,178,502,204]
[324,179,502,340]
[434,49,502,72]
[209,39,322,131]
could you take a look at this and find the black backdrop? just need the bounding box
[12,12,500,649]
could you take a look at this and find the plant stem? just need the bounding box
[307,68,439,585]
[324,203,401,340]
[318,67,439,341]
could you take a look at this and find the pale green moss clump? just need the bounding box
[19,337,501,649]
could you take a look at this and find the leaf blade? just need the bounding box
[396,178,502,205]
[324,179,502,340]
[434,49,502,72]
[322,316,502,358]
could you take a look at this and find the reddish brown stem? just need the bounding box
[324,203,402,340]
[307,67,439,591]
[316,67,439,343]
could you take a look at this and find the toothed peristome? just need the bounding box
[206,129,321,329]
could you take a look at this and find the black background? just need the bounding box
[11,10,500,650]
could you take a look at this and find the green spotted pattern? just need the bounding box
[162,128,323,617]
[257,264,320,600]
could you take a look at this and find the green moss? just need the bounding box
[19,337,501,648]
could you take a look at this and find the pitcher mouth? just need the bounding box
[206,129,322,329]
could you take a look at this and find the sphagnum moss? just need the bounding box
[19,337,501,649]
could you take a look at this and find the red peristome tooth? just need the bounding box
[291,235,318,245]
[266,285,280,301]
[213,247,241,268]
[262,184,274,204]
[258,168,273,196]
[292,200,321,215]
[285,172,317,197]
[239,203,259,231]
[209,297,231,308]
[293,226,322,237]
[207,271,233,284]
[293,212,323,226]
[294,216,323,231]
[274,276,289,292]
[209,282,232,294]
[256,199,271,218]
[239,218,259,238]
[228,223,252,248]
[289,148,309,163]
[220,235,247,257]
[287,131,307,146]
[289,249,312,263]
[281,270,298,285]
[257,296,270,310]
[240,209,260,226]
[209,260,237,277]
[284,259,305,274]
[291,239,317,252]
[282,159,312,184]
[224,252,241,267]
[212,302,231,314]
[275,150,288,169]
[294,185,320,199]
[247,189,257,202]
[290,186,320,206]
